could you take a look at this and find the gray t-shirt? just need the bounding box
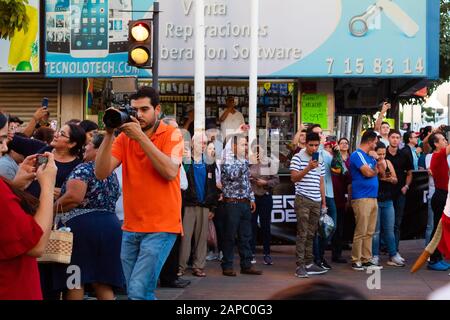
[0,154,19,180]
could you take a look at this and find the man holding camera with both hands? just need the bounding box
[95,86,184,300]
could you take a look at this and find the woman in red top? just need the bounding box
[0,112,57,300]
[428,132,450,267]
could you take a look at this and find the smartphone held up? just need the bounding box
[42,97,49,109]
[35,154,49,169]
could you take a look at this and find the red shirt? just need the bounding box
[431,148,449,191]
[0,179,43,300]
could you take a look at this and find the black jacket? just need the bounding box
[183,161,218,211]
[401,145,415,169]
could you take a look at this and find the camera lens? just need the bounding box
[103,108,125,129]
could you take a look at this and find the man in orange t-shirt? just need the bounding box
[95,86,183,300]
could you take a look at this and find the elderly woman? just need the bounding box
[53,133,124,300]
[0,112,58,300]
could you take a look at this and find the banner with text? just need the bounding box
[44,0,439,78]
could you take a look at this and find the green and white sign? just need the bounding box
[301,94,328,129]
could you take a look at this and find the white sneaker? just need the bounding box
[251,255,256,264]
[387,253,405,267]
[371,256,380,266]
[397,252,406,262]
[206,251,218,261]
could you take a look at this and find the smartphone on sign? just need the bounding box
[70,0,109,58]
[42,97,49,109]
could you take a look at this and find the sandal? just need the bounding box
[192,268,206,277]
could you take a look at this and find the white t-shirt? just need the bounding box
[444,179,450,218]
[114,165,124,222]
[380,137,389,148]
[180,165,188,191]
[220,109,245,139]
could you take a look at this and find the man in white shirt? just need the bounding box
[219,96,245,141]
[374,102,391,147]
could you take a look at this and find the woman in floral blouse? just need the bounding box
[53,133,124,300]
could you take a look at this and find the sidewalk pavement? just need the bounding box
[152,240,450,300]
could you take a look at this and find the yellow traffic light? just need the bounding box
[130,48,149,65]
[128,19,152,68]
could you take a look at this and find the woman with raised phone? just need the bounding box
[0,110,58,300]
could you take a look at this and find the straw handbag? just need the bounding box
[37,206,73,264]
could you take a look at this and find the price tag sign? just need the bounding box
[301,94,328,129]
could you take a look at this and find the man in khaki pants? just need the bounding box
[179,132,218,277]
[349,130,385,271]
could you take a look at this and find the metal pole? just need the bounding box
[249,0,259,151]
[194,0,205,133]
[448,93,450,140]
[152,2,159,90]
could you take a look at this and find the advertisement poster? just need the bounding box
[45,0,149,78]
[301,94,329,129]
[44,0,439,78]
[0,0,41,73]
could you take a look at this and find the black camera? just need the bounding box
[103,104,137,129]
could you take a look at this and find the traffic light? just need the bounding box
[128,19,152,68]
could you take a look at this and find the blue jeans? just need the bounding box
[313,197,337,263]
[425,199,434,246]
[372,200,396,257]
[250,194,273,255]
[393,194,406,252]
[221,202,253,271]
[121,232,176,300]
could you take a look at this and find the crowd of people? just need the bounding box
[1,89,450,300]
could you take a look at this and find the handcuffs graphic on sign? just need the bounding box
[349,0,419,38]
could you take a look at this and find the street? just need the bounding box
[152,240,450,300]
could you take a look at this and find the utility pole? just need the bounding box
[249,0,259,150]
[194,0,205,133]
[448,93,450,140]
[152,2,160,90]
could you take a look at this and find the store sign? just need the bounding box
[301,94,329,129]
[0,0,41,73]
[44,0,439,78]
[271,195,296,223]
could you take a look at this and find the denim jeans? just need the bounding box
[372,200,396,257]
[425,199,434,246]
[430,189,448,263]
[250,194,273,255]
[213,202,226,252]
[221,202,253,271]
[121,232,176,300]
[393,193,406,252]
[313,197,337,263]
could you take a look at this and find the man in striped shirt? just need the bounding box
[290,132,327,278]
